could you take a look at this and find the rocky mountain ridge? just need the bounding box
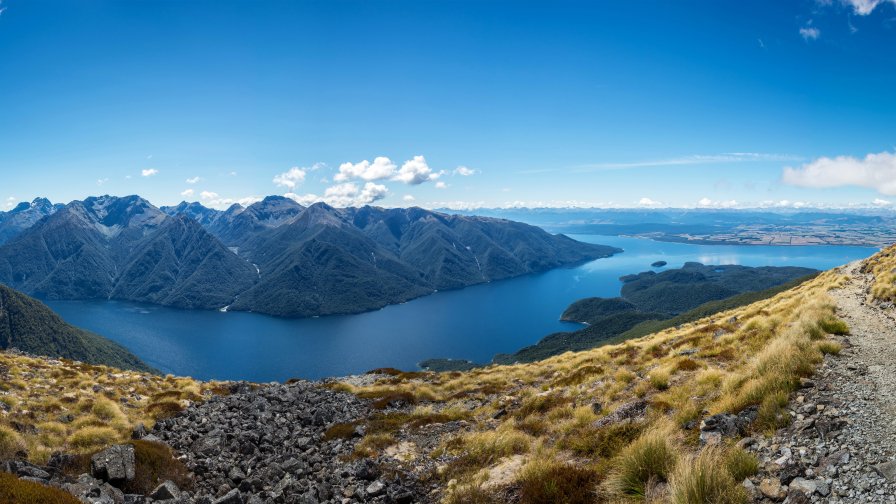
[0,195,619,318]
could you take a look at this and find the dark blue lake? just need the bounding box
[46,236,876,382]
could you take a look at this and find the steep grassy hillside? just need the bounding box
[0,284,152,372]
[334,266,850,503]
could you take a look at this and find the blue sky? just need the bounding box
[2,0,896,210]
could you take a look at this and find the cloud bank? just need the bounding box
[782,150,896,195]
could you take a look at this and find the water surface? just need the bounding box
[46,236,876,381]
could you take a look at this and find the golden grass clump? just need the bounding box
[517,457,600,504]
[0,425,26,459]
[670,446,749,504]
[66,426,120,451]
[605,423,678,497]
[864,244,896,302]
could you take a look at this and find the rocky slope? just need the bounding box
[747,260,896,502]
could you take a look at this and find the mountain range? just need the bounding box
[0,195,619,317]
[0,197,63,246]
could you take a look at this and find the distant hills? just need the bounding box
[0,283,152,372]
[0,195,619,318]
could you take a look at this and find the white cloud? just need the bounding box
[272,167,307,189]
[454,166,476,176]
[638,197,663,207]
[141,168,159,177]
[800,26,820,40]
[403,195,416,202]
[435,181,448,189]
[334,157,397,182]
[181,189,195,197]
[782,150,896,195]
[842,0,894,15]
[97,178,109,186]
[393,155,441,185]
[285,182,389,208]
[696,197,738,208]
[200,191,219,200]
[873,198,892,206]
[5,196,16,209]
[332,155,446,185]
[186,176,201,184]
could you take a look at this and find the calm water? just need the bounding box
[46,236,876,382]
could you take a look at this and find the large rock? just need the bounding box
[149,480,182,500]
[699,411,751,445]
[593,399,648,427]
[213,488,244,504]
[91,444,136,486]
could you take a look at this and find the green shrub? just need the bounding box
[725,446,759,481]
[323,422,358,441]
[0,471,82,504]
[122,440,193,494]
[818,317,849,335]
[559,421,644,458]
[147,400,185,420]
[817,340,842,355]
[754,390,790,432]
[518,459,600,504]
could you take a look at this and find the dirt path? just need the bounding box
[749,261,896,502]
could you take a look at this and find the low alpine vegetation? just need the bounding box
[339,267,850,502]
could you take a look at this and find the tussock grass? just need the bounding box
[818,340,842,355]
[0,425,25,459]
[0,350,227,463]
[517,457,600,504]
[670,446,749,504]
[605,422,678,497]
[725,446,759,481]
[863,244,896,302]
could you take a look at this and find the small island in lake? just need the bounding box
[651,260,668,267]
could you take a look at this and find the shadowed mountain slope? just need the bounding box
[0,283,152,372]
